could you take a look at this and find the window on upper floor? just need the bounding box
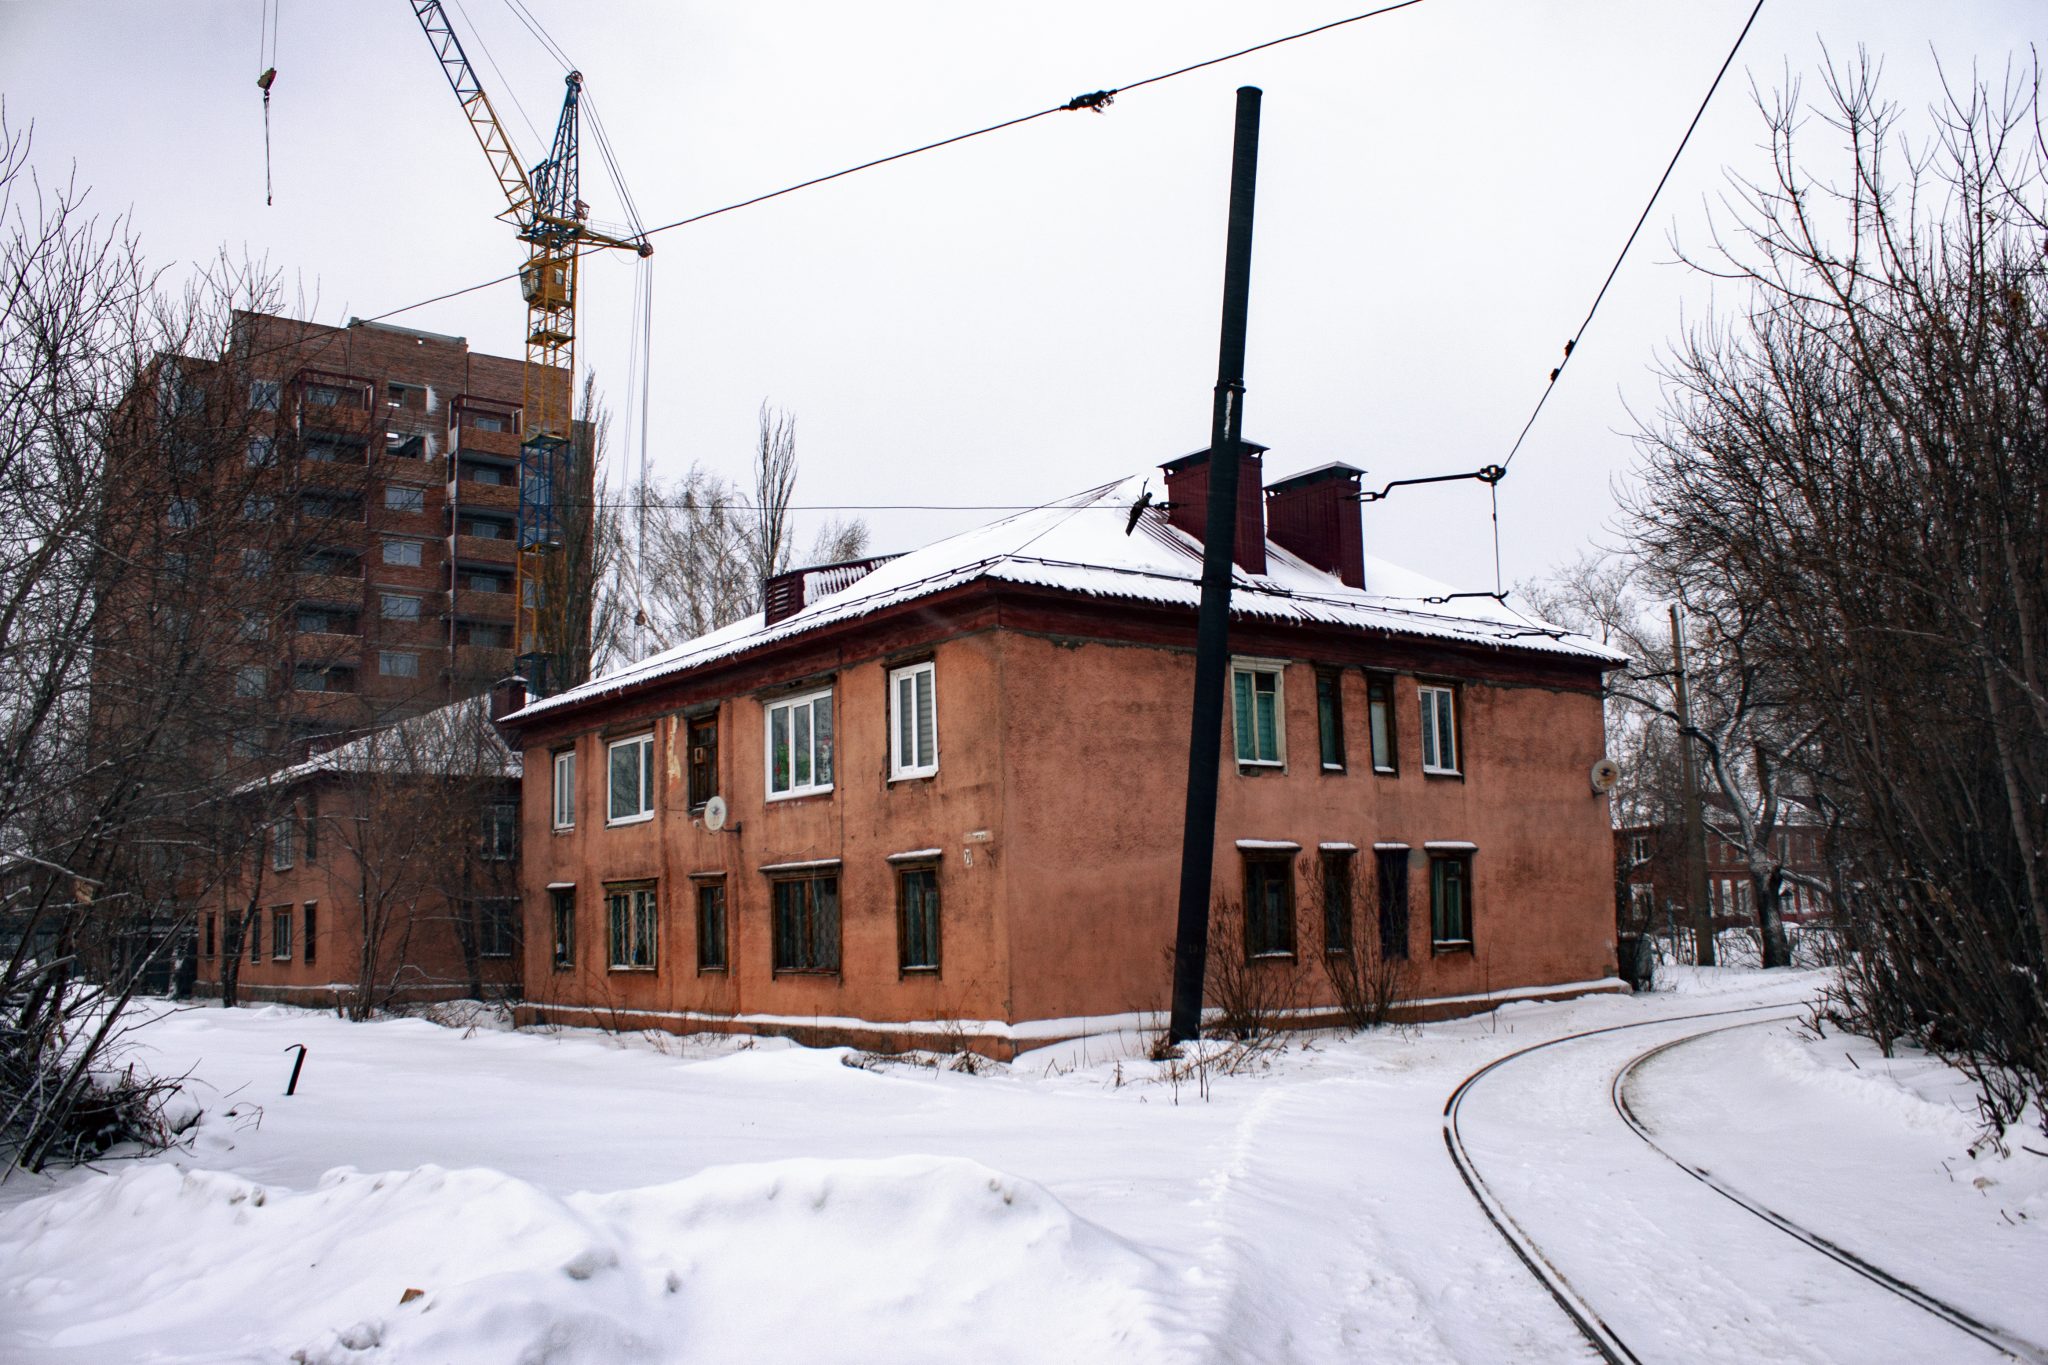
[250,379,282,412]
[1315,667,1345,771]
[765,687,834,799]
[552,748,576,830]
[235,665,268,699]
[270,818,294,872]
[247,435,276,468]
[385,485,426,514]
[1231,660,1285,767]
[478,898,517,958]
[378,651,419,678]
[888,661,937,780]
[686,713,717,810]
[482,802,518,860]
[381,537,424,567]
[1366,675,1397,774]
[607,732,655,824]
[1419,684,1460,775]
[380,593,420,622]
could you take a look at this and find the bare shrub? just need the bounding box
[1307,862,1411,1030]
[1202,894,1304,1042]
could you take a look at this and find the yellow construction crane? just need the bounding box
[409,1,650,696]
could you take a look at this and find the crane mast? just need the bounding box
[408,1,649,696]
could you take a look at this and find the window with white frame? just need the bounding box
[607,732,655,823]
[272,906,293,960]
[1231,660,1285,766]
[552,748,576,829]
[380,592,420,621]
[381,537,424,567]
[765,687,834,799]
[888,661,937,780]
[1419,684,1459,774]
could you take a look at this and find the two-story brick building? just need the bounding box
[498,447,1628,1054]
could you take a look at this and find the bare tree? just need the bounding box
[1630,54,2048,1134]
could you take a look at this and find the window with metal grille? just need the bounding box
[771,874,839,973]
[606,883,658,969]
[696,880,727,972]
[1376,848,1410,960]
[550,887,575,969]
[1321,849,1354,955]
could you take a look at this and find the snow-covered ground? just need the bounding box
[1,969,2041,1364]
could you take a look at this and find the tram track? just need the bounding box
[1443,1000,2044,1364]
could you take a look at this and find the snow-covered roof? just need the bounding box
[509,474,1626,725]
[240,694,521,793]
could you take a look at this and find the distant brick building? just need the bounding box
[1615,805,1834,939]
[501,446,1630,1055]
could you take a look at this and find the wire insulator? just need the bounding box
[1064,89,1118,113]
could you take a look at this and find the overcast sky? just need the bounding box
[2,1,2040,597]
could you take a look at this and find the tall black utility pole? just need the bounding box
[1168,86,1263,1044]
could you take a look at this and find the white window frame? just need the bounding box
[381,537,424,567]
[1419,684,1460,775]
[552,748,576,830]
[607,732,656,825]
[1230,658,1287,768]
[765,687,835,800]
[272,907,293,961]
[887,661,937,781]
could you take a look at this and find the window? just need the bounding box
[551,887,576,968]
[246,435,276,467]
[607,733,655,824]
[696,880,727,972]
[1376,847,1410,960]
[303,902,317,964]
[465,462,508,485]
[479,899,517,958]
[385,485,426,513]
[552,748,576,829]
[464,517,506,539]
[386,381,422,410]
[1430,853,1472,950]
[888,662,938,780]
[1315,669,1345,771]
[1630,835,1651,864]
[241,548,271,578]
[1231,661,1284,766]
[897,864,940,972]
[242,495,275,522]
[1367,676,1397,773]
[1629,883,1655,920]
[473,413,505,433]
[235,665,267,699]
[272,907,293,960]
[250,379,281,411]
[248,914,262,963]
[381,538,423,567]
[238,609,271,642]
[166,497,197,529]
[304,793,318,861]
[483,802,517,860]
[606,883,658,969]
[465,622,509,649]
[1322,850,1354,955]
[1242,852,1296,958]
[765,687,834,799]
[271,819,294,871]
[1419,684,1459,775]
[772,873,840,973]
[467,571,509,594]
[203,913,216,958]
[380,593,420,621]
[685,714,718,810]
[378,651,419,678]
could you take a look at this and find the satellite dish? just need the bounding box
[702,795,728,831]
[1589,757,1621,795]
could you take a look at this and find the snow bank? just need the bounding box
[0,1156,1197,1365]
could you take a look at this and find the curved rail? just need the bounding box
[1612,1022,2048,1365]
[1441,1002,1795,1364]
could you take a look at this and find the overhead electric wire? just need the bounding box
[1498,0,1767,471]
[357,0,1433,329]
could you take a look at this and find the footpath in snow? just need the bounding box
[0,968,2039,1364]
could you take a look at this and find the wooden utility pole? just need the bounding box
[1670,604,1715,966]
[1168,87,1263,1044]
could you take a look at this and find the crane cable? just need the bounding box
[255,0,280,206]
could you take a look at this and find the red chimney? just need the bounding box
[1264,462,1365,588]
[1161,442,1268,574]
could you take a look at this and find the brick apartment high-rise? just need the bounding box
[220,310,580,754]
